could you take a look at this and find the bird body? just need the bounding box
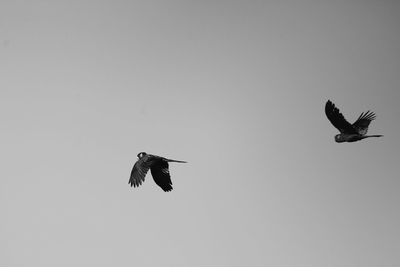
[325,100,382,143]
[334,133,382,143]
[129,152,187,192]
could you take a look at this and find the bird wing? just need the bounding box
[352,110,376,135]
[150,160,173,192]
[129,156,151,188]
[325,100,358,134]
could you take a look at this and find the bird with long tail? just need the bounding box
[325,100,383,143]
[129,152,187,192]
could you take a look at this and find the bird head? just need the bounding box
[334,134,345,143]
[137,152,147,158]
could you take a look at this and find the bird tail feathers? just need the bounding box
[365,135,383,138]
[166,159,187,163]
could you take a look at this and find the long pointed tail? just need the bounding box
[166,159,187,163]
[365,135,383,138]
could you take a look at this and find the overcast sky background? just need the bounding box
[1,1,399,266]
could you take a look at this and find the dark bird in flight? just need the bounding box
[325,100,382,143]
[129,152,187,192]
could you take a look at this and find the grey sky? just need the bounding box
[1,1,399,266]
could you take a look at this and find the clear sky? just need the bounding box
[1,1,399,266]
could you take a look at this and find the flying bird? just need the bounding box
[325,100,382,143]
[129,152,187,192]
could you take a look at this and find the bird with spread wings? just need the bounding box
[129,152,187,192]
[325,100,382,143]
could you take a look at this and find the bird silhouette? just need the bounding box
[325,100,382,143]
[129,152,187,192]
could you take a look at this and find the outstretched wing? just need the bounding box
[325,100,358,134]
[129,156,150,188]
[150,160,173,192]
[352,110,376,135]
